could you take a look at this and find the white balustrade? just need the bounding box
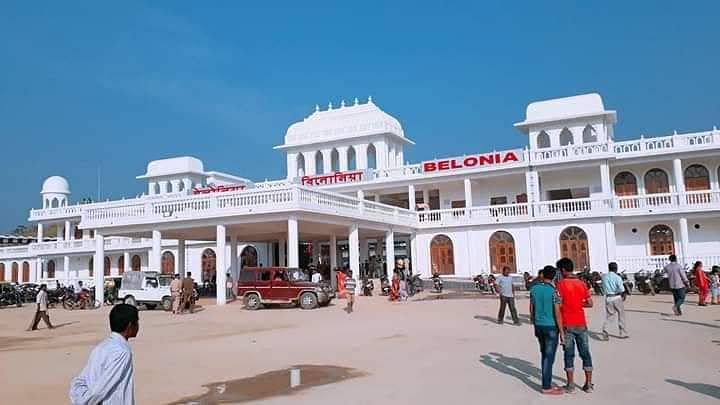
[531,143,610,163]
[373,164,423,179]
[534,197,612,218]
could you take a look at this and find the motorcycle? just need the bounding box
[406,274,423,296]
[634,270,655,295]
[432,274,443,293]
[620,271,633,296]
[62,287,100,310]
[652,269,671,294]
[487,275,497,295]
[380,277,391,296]
[362,278,374,296]
[473,274,486,291]
[0,285,23,308]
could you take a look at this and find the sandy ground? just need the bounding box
[1,291,718,404]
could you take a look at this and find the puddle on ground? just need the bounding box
[169,365,366,404]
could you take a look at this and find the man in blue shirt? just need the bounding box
[530,266,565,395]
[601,262,628,340]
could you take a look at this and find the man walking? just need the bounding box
[344,270,357,313]
[496,266,520,325]
[226,272,236,302]
[70,304,139,405]
[601,262,628,339]
[665,255,689,315]
[27,284,54,331]
[529,266,565,395]
[169,274,182,314]
[181,272,195,314]
[556,261,594,393]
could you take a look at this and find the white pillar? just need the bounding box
[349,224,360,293]
[230,235,238,295]
[94,233,105,305]
[182,178,192,193]
[288,217,299,268]
[158,180,168,195]
[64,255,70,284]
[410,232,418,275]
[330,235,338,290]
[82,229,90,240]
[123,251,131,274]
[216,225,227,305]
[151,230,162,271]
[463,178,473,208]
[338,146,349,171]
[34,259,41,282]
[279,239,287,267]
[148,181,156,196]
[422,189,430,206]
[170,179,181,194]
[385,229,395,278]
[374,194,381,203]
[287,152,298,180]
[673,158,686,205]
[604,221,616,264]
[600,160,611,197]
[679,217,689,262]
[408,184,416,211]
[304,151,317,176]
[356,144,369,170]
[357,190,365,212]
[322,149,333,174]
[64,220,71,240]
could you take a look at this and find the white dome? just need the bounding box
[41,176,70,194]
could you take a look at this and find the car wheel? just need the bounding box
[124,296,137,308]
[244,293,261,310]
[299,292,318,310]
[161,297,173,311]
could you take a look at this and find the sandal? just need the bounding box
[582,383,594,393]
[564,385,576,394]
[542,387,564,395]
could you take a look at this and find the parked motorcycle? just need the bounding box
[620,271,633,296]
[652,269,671,294]
[406,274,423,296]
[487,275,497,295]
[473,274,486,291]
[362,278,374,296]
[432,274,443,293]
[0,284,23,308]
[380,277,391,296]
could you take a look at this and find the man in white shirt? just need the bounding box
[311,270,322,284]
[70,304,139,405]
[27,284,54,331]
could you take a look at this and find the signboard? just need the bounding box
[192,184,246,195]
[301,170,365,186]
[422,150,522,173]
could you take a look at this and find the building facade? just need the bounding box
[1,93,719,305]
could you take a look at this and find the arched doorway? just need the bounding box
[201,248,216,282]
[649,225,675,256]
[46,260,54,279]
[489,231,516,274]
[12,262,19,282]
[118,256,125,275]
[0,263,5,281]
[430,235,454,275]
[684,164,710,190]
[644,168,671,205]
[104,256,111,276]
[331,148,340,172]
[241,246,258,268]
[131,255,141,272]
[559,227,589,271]
[296,154,306,178]
[614,172,638,208]
[559,128,574,146]
[537,131,551,148]
[367,144,377,169]
[161,252,175,275]
[22,261,31,281]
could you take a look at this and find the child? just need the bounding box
[710,266,720,305]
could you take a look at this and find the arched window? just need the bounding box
[614,172,638,196]
[88,257,94,277]
[559,128,574,146]
[347,146,357,170]
[331,148,340,172]
[430,235,454,275]
[559,227,589,271]
[201,248,216,282]
[118,256,125,275]
[367,144,377,170]
[161,251,175,275]
[51,198,59,208]
[241,246,258,268]
[131,255,141,272]
[489,231,516,274]
[684,164,710,191]
[644,169,670,194]
[104,256,111,276]
[315,151,324,175]
[582,125,597,143]
[296,154,306,178]
[0,263,5,281]
[11,262,19,282]
[649,225,675,256]
[537,131,551,149]
[46,260,55,279]
[22,261,30,281]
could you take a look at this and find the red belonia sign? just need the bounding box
[192,184,246,195]
[422,150,522,173]
[301,170,364,186]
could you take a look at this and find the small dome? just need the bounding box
[41,176,70,194]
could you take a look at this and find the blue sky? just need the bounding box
[1,1,718,231]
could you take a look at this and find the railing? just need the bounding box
[0,245,31,259]
[616,255,720,273]
[373,164,423,179]
[534,197,612,218]
[417,202,531,225]
[531,142,610,163]
[684,189,720,206]
[613,130,720,156]
[29,204,84,220]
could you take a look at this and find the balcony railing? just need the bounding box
[616,255,720,273]
[530,142,611,163]
[613,130,720,157]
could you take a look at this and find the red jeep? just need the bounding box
[237,267,334,310]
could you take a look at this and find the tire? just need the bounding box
[161,297,172,311]
[244,293,261,310]
[124,296,137,308]
[299,292,318,310]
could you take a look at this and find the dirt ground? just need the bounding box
[1,291,718,404]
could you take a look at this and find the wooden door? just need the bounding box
[489,231,516,273]
[614,172,638,208]
[430,235,454,275]
[649,225,675,256]
[559,227,589,271]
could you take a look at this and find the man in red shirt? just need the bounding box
[556,258,594,394]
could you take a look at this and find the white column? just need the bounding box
[349,224,360,293]
[385,229,395,278]
[463,178,473,208]
[356,144,369,169]
[604,221,616,264]
[34,259,41,282]
[34,223,42,283]
[322,149,333,173]
[151,230,162,271]
[287,152,298,180]
[304,151,317,176]
[158,180,168,195]
[64,220,71,240]
[94,233,105,305]
[230,235,239,294]
[148,181,156,196]
[374,194,381,203]
[82,229,90,240]
[408,184,416,211]
[216,225,227,305]
[357,190,365,212]
[64,256,70,284]
[422,189,430,206]
[169,179,180,193]
[679,217,689,262]
[330,235,338,290]
[338,146,349,171]
[123,251,131,274]
[279,239,286,267]
[410,232,418,275]
[673,158,686,205]
[600,160,611,197]
[288,217,299,268]
[182,178,192,192]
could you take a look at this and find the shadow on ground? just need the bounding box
[661,318,719,329]
[666,379,720,400]
[478,352,564,392]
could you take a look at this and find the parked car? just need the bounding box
[238,267,335,310]
[118,271,173,311]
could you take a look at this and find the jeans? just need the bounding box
[563,327,593,371]
[498,296,519,323]
[534,325,559,390]
[672,288,686,313]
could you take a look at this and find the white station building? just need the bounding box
[1,93,719,305]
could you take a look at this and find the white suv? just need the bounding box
[118,271,173,311]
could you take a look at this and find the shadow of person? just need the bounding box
[478,352,564,392]
[625,309,673,316]
[666,379,720,400]
[587,330,606,341]
[661,318,720,329]
[52,321,79,329]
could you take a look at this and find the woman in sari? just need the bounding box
[336,267,347,299]
[694,261,709,306]
[390,270,400,301]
